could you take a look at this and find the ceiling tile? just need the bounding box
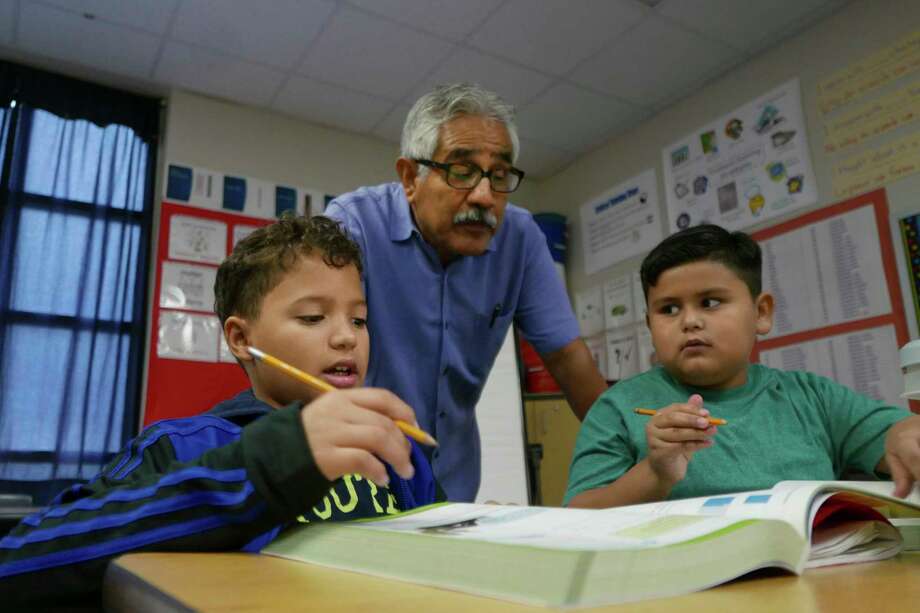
[516,82,642,152]
[155,40,286,107]
[571,16,737,107]
[658,0,833,51]
[468,0,646,76]
[371,103,412,144]
[272,76,392,133]
[171,0,335,70]
[298,6,454,100]
[409,47,553,109]
[0,0,15,46]
[346,0,504,41]
[516,137,575,180]
[18,3,161,78]
[35,0,179,34]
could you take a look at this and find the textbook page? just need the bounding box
[354,502,793,553]
[627,480,920,540]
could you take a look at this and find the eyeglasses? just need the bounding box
[415,159,525,194]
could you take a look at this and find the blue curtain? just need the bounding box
[0,62,159,503]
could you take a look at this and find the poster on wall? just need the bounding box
[580,169,662,275]
[751,189,910,409]
[165,162,327,220]
[603,275,635,330]
[159,262,217,311]
[575,286,604,336]
[760,204,891,339]
[167,215,227,264]
[759,325,903,408]
[898,212,920,328]
[156,311,221,363]
[661,78,817,233]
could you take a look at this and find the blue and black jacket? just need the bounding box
[0,389,439,606]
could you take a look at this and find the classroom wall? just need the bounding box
[534,0,920,339]
[160,88,542,206]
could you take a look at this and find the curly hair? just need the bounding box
[214,214,363,326]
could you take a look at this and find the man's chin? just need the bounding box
[451,231,494,255]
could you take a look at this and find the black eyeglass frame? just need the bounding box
[414,159,525,193]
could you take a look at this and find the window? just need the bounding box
[0,63,159,502]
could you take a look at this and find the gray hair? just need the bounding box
[401,83,520,166]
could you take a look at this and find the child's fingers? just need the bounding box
[681,440,714,453]
[887,453,914,498]
[652,409,718,432]
[336,388,419,427]
[653,426,716,444]
[327,448,391,486]
[302,394,414,482]
[340,420,415,479]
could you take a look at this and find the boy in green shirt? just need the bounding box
[565,224,920,508]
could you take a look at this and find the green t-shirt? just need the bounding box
[564,364,911,505]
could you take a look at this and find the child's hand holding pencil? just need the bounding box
[247,346,436,487]
[640,394,721,487]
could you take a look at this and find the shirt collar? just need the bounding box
[388,183,497,253]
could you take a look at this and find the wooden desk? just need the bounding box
[104,552,920,612]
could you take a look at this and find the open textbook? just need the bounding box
[263,481,920,608]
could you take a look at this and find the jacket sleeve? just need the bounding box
[0,403,331,606]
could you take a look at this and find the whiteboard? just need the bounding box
[474,329,530,505]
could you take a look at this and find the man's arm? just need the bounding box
[541,338,608,421]
[568,458,671,508]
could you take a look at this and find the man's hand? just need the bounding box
[301,388,417,486]
[881,415,920,498]
[645,394,718,486]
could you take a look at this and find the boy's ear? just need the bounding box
[754,292,774,336]
[224,316,253,362]
[396,158,420,203]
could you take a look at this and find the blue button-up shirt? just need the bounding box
[327,183,578,501]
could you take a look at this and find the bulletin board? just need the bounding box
[750,188,913,410]
[143,201,274,426]
[143,162,326,426]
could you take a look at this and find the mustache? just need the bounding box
[452,207,498,229]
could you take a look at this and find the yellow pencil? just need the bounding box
[247,346,438,447]
[634,408,727,426]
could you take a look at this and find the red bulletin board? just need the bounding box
[143,201,273,426]
[749,188,916,412]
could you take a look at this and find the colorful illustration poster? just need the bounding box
[898,212,920,328]
[661,78,817,233]
[580,169,662,275]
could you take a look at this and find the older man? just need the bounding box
[326,83,607,501]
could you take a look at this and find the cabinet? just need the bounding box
[523,395,582,507]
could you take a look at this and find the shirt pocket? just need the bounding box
[461,308,515,380]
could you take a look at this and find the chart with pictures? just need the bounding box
[661,78,817,234]
[575,272,655,382]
